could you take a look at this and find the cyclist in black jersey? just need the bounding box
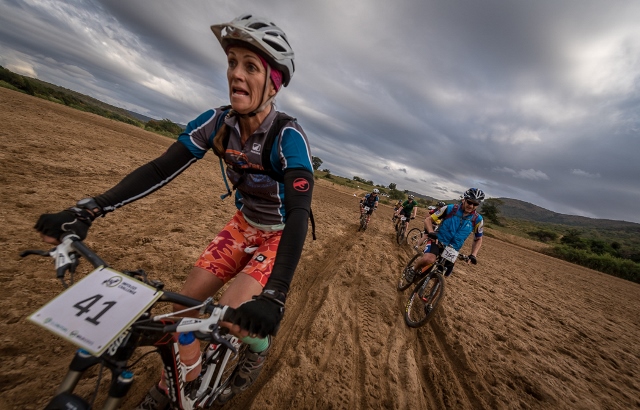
[360,188,380,224]
[34,14,313,409]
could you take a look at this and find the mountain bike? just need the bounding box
[358,205,372,231]
[395,215,409,244]
[21,235,246,410]
[396,240,469,327]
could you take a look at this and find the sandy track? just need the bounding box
[1,87,639,409]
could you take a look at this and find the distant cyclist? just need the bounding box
[429,201,446,215]
[392,199,404,222]
[360,189,380,224]
[405,188,484,282]
[394,194,418,230]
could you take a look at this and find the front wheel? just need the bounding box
[201,340,246,407]
[397,253,421,291]
[406,228,424,250]
[396,222,406,244]
[404,271,446,328]
[358,214,367,231]
[45,394,90,410]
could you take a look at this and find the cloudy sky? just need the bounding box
[1,0,639,223]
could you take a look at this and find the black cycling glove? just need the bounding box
[35,207,94,241]
[226,289,286,338]
[427,231,439,240]
[468,255,477,265]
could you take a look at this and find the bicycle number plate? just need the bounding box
[442,246,459,263]
[401,216,407,221]
[29,267,162,356]
[363,206,370,212]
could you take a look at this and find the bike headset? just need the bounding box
[211,14,295,117]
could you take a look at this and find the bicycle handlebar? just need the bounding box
[20,236,237,350]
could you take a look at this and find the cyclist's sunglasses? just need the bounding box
[465,200,480,206]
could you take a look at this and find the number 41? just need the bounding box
[73,294,116,325]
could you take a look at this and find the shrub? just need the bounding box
[546,245,640,283]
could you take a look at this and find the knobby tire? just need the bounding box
[404,271,446,328]
[397,254,422,291]
[358,214,367,231]
[406,228,424,250]
[396,223,406,245]
[206,342,246,408]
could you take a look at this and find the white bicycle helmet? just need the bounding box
[372,189,380,194]
[463,188,485,202]
[211,14,295,87]
[408,194,415,200]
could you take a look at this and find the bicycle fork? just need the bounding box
[198,338,241,407]
[51,349,134,410]
[418,277,439,306]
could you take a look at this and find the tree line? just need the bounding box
[1,66,183,138]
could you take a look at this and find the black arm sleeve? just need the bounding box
[263,168,314,296]
[94,142,197,212]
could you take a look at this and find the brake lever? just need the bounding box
[21,236,81,288]
[56,254,79,288]
[207,327,238,354]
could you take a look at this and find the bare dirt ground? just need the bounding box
[1,87,639,409]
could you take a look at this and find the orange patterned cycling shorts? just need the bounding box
[194,211,282,287]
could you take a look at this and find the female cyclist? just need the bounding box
[34,14,314,408]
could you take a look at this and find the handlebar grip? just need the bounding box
[69,239,108,268]
[222,306,236,323]
[163,322,180,333]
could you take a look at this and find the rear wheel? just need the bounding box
[407,228,424,250]
[404,271,446,328]
[397,253,421,291]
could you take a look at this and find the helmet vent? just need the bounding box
[248,22,270,30]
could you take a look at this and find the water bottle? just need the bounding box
[178,332,201,382]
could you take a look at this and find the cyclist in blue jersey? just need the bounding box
[360,188,380,224]
[34,14,313,409]
[405,188,484,282]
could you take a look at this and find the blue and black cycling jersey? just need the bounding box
[430,204,483,251]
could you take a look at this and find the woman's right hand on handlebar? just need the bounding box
[35,207,94,244]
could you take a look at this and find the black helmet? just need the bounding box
[437,201,446,207]
[463,188,485,202]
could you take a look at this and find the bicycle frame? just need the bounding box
[24,236,238,410]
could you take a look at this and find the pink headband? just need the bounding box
[256,54,283,92]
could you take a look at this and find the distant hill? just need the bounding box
[126,110,186,130]
[406,190,436,201]
[127,110,157,123]
[12,73,143,124]
[1,66,187,135]
[493,198,639,229]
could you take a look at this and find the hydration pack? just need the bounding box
[212,106,295,187]
[443,203,479,226]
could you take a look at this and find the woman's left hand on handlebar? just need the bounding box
[226,291,285,338]
[35,208,94,243]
